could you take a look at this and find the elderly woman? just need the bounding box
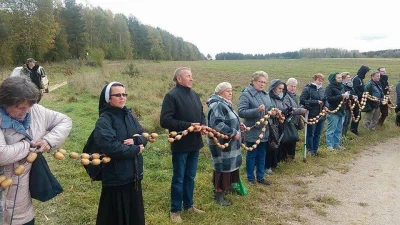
[94,82,147,225]
[341,72,356,136]
[268,79,307,165]
[325,72,349,151]
[300,73,326,156]
[0,77,72,225]
[238,71,272,185]
[206,82,242,206]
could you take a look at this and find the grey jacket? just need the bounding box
[238,85,272,142]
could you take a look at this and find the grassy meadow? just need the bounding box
[7,58,400,224]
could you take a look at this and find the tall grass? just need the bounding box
[34,59,400,224]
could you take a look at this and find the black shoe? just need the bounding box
[248,180,257,185]
[257,179,271,185]
[350,129,359,136]
[214,191,231,206]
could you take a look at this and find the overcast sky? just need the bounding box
[77,0,398,57]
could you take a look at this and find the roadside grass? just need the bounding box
[31,59,400,224]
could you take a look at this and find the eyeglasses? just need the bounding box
[110,93,128,98]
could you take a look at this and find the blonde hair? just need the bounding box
[340,72,351,79]
[251,71,268,83]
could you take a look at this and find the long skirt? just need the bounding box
[96,182,145,225]
[212,169,240,191]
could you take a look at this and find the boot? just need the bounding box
[214,191,231,206]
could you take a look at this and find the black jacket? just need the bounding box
[325,84,346,115]
[26,64,43,89]
[160,84,205,153]
[380,74,389,95]
[300,83,325,118]
[352,65,370,98]
[343,84,355,110]
[93,106,147,187]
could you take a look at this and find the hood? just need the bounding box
[269,79,287,94]
[357,65,370,79]
[328,72,340,84]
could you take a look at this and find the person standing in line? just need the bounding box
[94,82,147,225]
[341,72,357,136]
[364,71,384,131]
[160,67,206,223]
[206,82,243,206]
[377,67,391,126]
[395,79,400,126]
[325,72,349,151]
[351,65,370,135]
[300,73,326,156]
[238,71,273,185]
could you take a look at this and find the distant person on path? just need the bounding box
[351,65,370,135]
[21,58,45,102]
[300,73,326,156]
[377,67,391,126]
[364,71,384,131]
[341,72,357,136]
[325,72,349,151]
[206,82,243,206]
[238,71,273,185]
[160,67,206,223]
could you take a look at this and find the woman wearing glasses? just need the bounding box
[94,82,147,225]
[238,71,273,185]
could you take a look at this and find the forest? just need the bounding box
[215,48,400,60]
[0,0,206,66]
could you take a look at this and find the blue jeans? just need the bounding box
[326,114,345,148]
[170,150,199,212]
[246,141,267,181]
[306,118,325,154]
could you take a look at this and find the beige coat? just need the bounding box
[0,104,72,225]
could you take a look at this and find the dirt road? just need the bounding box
[48,81,67,92]
[298,138,400,225]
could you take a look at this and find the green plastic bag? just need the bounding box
[232,177,248,196]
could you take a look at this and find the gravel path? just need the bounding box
[299,138,400,225]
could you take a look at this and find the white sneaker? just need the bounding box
[327,146,335,151]
[266,168,273,175]
[334,145,346,151]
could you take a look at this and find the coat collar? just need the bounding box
[0,107,32,137]
[247,84,266,96]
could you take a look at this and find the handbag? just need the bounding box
[232,177,248,196]
[281,117,300,144]
[268,117,282,151]
[29,153,63,202]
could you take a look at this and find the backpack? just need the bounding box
[82,112,112,181]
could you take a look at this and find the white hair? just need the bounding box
[286,78,298,85]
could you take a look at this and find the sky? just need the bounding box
[77,0,399,57]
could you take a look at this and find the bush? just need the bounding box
[122,62,140,78]
[87,48,105,67]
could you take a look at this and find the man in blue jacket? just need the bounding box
[160,67,206,223]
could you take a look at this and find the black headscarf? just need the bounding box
[98,82,123,116]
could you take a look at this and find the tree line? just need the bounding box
[0,0,206,66]
[215,48,400,60]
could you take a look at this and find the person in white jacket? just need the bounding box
[0,77,72,225]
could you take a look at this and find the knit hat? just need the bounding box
[328,72,340,84]
[215,82,232,94]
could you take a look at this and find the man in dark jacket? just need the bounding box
[364,71,384,131]
[377,67,390,126]
[22,58,44,102]
[160,67,206,223]
[350,65,370,135]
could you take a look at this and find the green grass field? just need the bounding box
[22,59,400,224]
